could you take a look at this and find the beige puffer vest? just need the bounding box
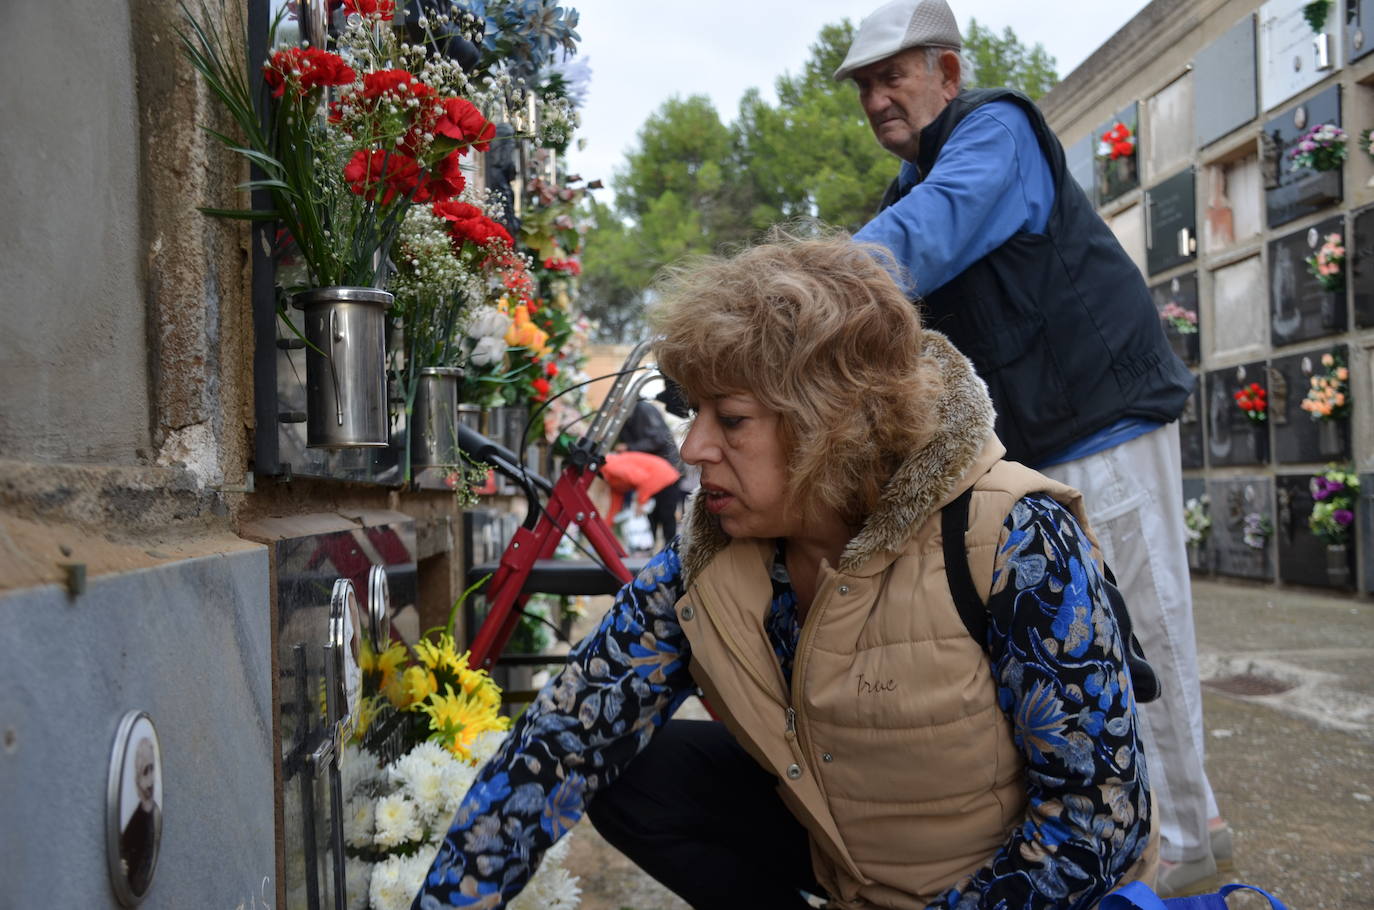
[674,332,1158,908]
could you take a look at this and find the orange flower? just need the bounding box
[504,304,550,355]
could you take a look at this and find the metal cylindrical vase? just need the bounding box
[411,367,462,468]
[1317,418,1345,457]
[1326,543,1351,588]
[292,287,393,448]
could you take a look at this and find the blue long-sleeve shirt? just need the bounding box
[413,494,1152,909]
[854,100,1055,297]
[854,99,1159,468]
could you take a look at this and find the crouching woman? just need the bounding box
[412,232,1158,910]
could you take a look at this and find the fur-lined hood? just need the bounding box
[679,330,1001,582]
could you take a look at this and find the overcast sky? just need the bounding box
[561,0,1153,193]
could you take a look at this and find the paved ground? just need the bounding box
[559,580,1374,909]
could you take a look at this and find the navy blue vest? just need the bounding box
[878,88,1194,466]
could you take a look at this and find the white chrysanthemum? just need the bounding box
[341,743,382,798]
[389,740,449,787]
[469,730,508,766]
[345,858,373,910]
[343,793,376,849]
[373,793,422,848]
[510,845,582,910]
[368,855,413,910]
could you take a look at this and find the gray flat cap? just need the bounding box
[833,0,963,81]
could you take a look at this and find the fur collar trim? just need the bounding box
[679,330,997,582]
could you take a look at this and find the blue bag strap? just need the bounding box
[1100,881,1289,910]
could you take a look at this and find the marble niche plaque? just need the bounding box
[1258,0,1341,112]
[1096,102,1140,207]
[1182,476,1211,572]
[1208,476,1275,580]
[1211,255,1268,357]
[1065,133,1096,203]
[1350,204,1374,328]
[1145,73,1194,181]
[1146,169,1198,275]
[1206,361,1271,466]
[1179,373,1206,470]
[1107,204,1147,276]
[1262,85,1343,228]
[1347,0,1374,62]
[1269,216,1348,345]
[1150,272,1201,365]
[1270,345,1352,462]
[1202,156,1263,253]
[1276,473,1355,588]
[1195,15,1259,148]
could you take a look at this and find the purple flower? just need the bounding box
[1334,509,1354,526]
[1311,476,1344,500]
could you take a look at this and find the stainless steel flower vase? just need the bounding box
[292,287,393,448]
[410,367,462,468]
[1317,418,1345,457]
[1325,543,1351,588]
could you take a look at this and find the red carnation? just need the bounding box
[545,361,559,377]
[531,377,551,402]
[343,149,420,204]
[263,47,355,99]
[1112,140,1133,159]
[343,0,396,19]
[414,151,466,204]
[434,98,497,155]
[361,69,422,100]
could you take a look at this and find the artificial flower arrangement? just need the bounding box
[1309,466,1360,546]
[1233,382,1268,422]
[1305,233,1346,293]
[1303,0,1332,33]
[1301,350,1351,421]
[345,628,583,910]
[1184,495,1212,544]
[1289,123,1347,173]
[1242,511,1272,550]
[1160,301,1199,335]
[1097,121,1135,160]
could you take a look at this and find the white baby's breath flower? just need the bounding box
[373,793,422,848]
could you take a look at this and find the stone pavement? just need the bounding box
[560,580,1374,909]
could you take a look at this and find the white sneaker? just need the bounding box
[1157,852,1219,898]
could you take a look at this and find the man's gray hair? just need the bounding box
[922,45,976,89]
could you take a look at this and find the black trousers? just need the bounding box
[586,719,825,909]
[649,483,685,547]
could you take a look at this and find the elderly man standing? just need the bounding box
[837,0,1227,897]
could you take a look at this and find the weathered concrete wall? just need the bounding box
[0,2,150,463]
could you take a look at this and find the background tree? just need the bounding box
[578,19,1059,341]
[963,18,1058,99]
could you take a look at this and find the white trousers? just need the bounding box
[1039,422,1218,862]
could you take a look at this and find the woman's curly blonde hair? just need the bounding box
[648,229,944,525]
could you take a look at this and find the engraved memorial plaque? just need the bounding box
[1275,473,1353,587]
[1269,216,1347,344]
[1259,0,1341,111]
[1263,85,1343,228]
[1146,169,1198,275]
[1180,373,1206,469]
[1150,273,1201,365]
[1271,345,1351,462]
[1351,204,1374,328]
[1209,476,1275,580]
[1206,361,1271,466]
[1095,102,1140,206]
[1348,0,1374,61]
[1195,15,1259,148]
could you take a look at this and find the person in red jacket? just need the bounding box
[598,450,682,549]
